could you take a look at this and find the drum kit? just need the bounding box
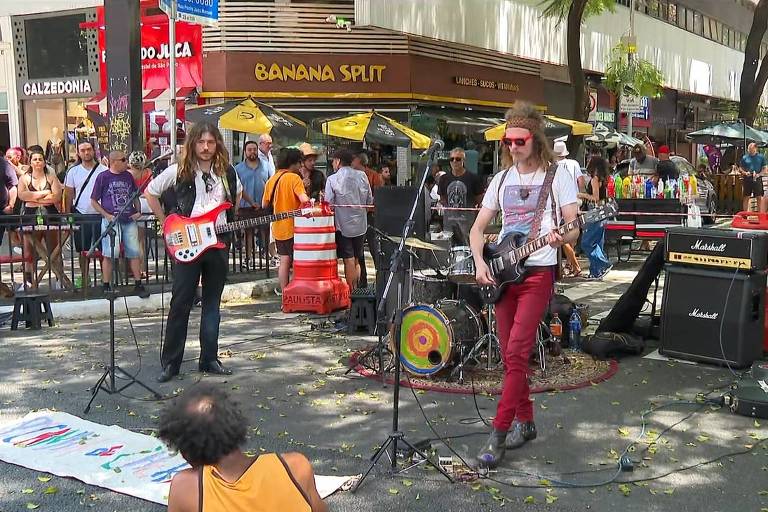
[366,235,503,384]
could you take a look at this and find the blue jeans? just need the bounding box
[100,218,141,259]
[580,220,611,277]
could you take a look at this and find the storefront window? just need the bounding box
[24,13,89,80]
[66,99,95,162]
[23,99,66,150]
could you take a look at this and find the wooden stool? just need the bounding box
[348,287,377,335]
[11,292,55,330]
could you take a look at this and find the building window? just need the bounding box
[0,92,7,113]
[667,2,676,24]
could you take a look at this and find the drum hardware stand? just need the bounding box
[83,184,162,414]
[352,141,453,492]
[450,303,502,383]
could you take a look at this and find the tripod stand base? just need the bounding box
[351,430,453,492]
[84,365,162,414]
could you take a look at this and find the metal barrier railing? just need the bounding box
[0,213,272,299]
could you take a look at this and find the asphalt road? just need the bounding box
[0,261,766,512]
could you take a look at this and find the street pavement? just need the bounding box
[0,253,766,512]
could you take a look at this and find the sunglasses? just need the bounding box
[501,134,533,147]
[450,157,464,162]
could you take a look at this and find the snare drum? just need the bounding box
[396,299,484,376]
[448,246,475,284]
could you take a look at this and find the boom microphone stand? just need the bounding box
[352,140,453,492]
[83,158,168,414]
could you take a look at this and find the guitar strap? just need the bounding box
[527,163,558,242]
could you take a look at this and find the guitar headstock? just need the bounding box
[584,198,619,223]
[300,200,334,217]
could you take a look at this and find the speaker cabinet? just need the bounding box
[660,265,765,368]
[373,186,428,240]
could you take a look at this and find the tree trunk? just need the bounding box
[566,0,589,156]
[739,0,768,126]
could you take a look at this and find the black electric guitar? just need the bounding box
[479,200,618,304]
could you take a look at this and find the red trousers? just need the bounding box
[492,268,554,431]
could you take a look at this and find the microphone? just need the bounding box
[148,149,174,166]
[420,139,444,159]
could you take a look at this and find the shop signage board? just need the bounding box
[96,7,203,91]
[160,0,219,26]
[20,79,95,97]
[588,88,598,122]
[621,94,644,114]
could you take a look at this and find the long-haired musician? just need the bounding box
[469,102,579,469]
[145,122,242,383]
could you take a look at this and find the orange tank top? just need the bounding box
[200,454,311,512]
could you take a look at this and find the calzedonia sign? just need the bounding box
[20,78,94,98]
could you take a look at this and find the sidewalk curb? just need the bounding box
[0,277,280,321]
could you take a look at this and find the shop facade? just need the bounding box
[12,8,101,170]
[200,51,546,181]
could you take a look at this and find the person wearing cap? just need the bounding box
[298,142,325,201]
[629,143,658,178]
[128,151,153,274]
[553,141,583,277]
[740,142,767,212]
[654,145,679,184]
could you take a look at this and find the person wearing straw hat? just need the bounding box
[298,142,325,201]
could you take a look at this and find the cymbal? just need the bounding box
[384,236,446,251]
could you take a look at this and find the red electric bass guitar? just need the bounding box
[163,201,332,263]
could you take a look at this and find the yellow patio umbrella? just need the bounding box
[321,111,431,149]
[484,115,593,141]
[186,98,307,139]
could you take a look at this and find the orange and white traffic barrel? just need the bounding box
[283,210,350,314]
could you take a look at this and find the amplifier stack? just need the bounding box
[661,227,768,368]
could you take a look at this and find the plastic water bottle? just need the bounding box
[569,310,582,351]
[549,313,563,343]
[35,210,44,226]
[607,175,615,198]
[645,177,653,199]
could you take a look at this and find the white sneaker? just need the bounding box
[12,246,22,255]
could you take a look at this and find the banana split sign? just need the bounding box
[20,78,95,99]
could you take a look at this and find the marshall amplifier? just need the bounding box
[660,265,765,368]
[665,227,768,272]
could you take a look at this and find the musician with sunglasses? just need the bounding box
[145,122,243,383]
[469,102,579,469]
[438,147,484,246]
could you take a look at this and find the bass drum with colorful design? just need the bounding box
[394,299,484,376]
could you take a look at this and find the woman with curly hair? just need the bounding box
[159,384,328,512]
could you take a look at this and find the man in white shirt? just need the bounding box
[145,122,242,383]
[325,149,373,289]
[257,133,276,178]
[553,140,583,277]
[470,103,578,470]
[64,141,107,282]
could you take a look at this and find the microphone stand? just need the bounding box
[84,165,161,414]
[352,143,453,491]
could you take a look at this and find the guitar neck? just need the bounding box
[215,209,302,234]
[515,215,585,260]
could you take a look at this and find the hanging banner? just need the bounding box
[87,109,111,158]
[96,7,203,91]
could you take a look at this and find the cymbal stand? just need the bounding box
[450,302,501,383]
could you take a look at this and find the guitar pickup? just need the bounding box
[186,225,200,246]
